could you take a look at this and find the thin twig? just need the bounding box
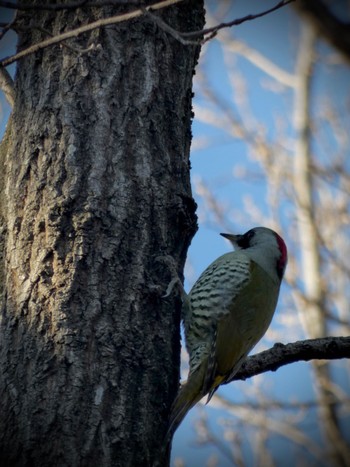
[0,0,185,67]
[0,0,142,10]
[1,0,295,67]
[0,17,16,40]
[182,0,295,40]
[225,38,296,88]
[34,25,96,54]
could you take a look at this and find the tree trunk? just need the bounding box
[0,2,204,466]
[293,24,350,467]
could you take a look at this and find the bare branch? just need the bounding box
[1,0,295,67]
[0,65,14,107]
[229,336,350,384]
[33,25,97,54]
[0,16,16,40]
[210,394,325,461]
[225,38,296,88]
[0,0,185,67]
[182,0,295,41]
[145,0,295,45]
[0,0,142,10]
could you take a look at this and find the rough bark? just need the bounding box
[0,2,204,466]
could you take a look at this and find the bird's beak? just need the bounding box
[220,233,241,246]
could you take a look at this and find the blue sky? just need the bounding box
[186,1,299,274]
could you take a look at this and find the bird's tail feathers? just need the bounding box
[166,366,206,440]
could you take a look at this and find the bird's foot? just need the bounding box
[155,255,187,299]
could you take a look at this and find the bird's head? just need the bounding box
[221,227,288,281]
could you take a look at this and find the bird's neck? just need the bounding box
[244,247,280,284]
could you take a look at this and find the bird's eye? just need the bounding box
[236,229,255,249]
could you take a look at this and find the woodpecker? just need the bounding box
[168,226,287,436]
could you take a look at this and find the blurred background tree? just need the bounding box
[172,1,350,466]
